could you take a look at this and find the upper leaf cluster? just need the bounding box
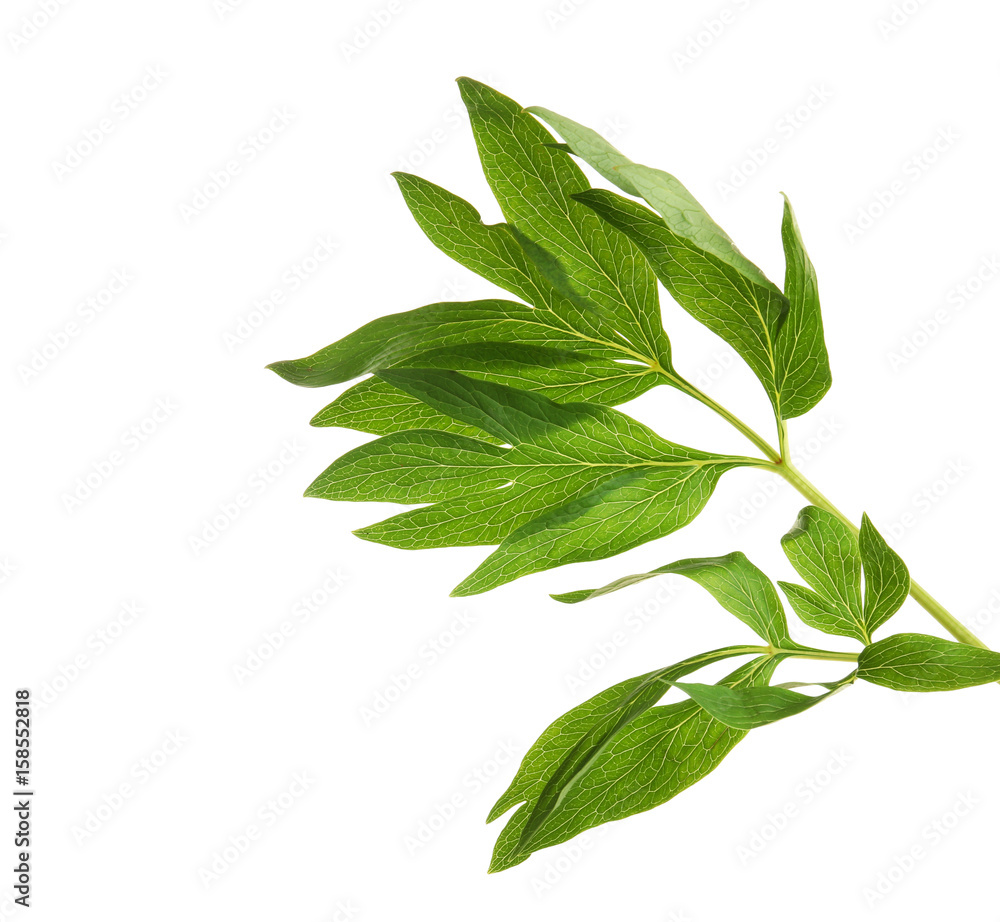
[269,78,835,595]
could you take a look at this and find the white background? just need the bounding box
[3,0,1000,919]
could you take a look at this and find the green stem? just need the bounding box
[778,645,859,663]
[777,418,791,463]
[743,644,857,662]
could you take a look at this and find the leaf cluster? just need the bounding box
[269,79,998,871]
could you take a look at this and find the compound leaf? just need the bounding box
[532,106,835,420]
[306,371,752,584]
[487,643,761,874]
[492,655,779,868]
[394,170,668,396]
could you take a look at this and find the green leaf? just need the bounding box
[488,649,769,871]
[858,513,910,635]
[308,370,751,576]
[311,341,658,434]
[456,78,672,372]
[492,654,779,869]
[526,106,776,291]
[774,195,832,417]
[777,580,861,640]
[267,298,573,388]
[487,645,756,827]
[552,551,792,646]
[310,377,501,441]
[857,633,1000,691]
[670,670,856,731]
[451,468,746,597]
[401,341,658,406]
[272,161,676,406]
[780,506,867,642]
[486,646,753,836]
[574,188,789,417]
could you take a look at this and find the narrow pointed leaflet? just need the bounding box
[554,551,794,646]
[669,671,856,731]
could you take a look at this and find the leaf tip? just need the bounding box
[265,360,295,381]
[550,591,583,604]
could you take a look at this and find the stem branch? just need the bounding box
[671,376,782,463]
[674,376,991,652]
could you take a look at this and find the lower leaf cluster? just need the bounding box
[487,507,1000,870]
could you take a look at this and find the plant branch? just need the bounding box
[671,378,990,652]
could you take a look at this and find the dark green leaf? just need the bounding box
[452,468,744,597]
[857,633,1000,691]
[531,107,832,420]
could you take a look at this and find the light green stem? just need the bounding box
[774,645,859,663]
[734,644,858,663]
